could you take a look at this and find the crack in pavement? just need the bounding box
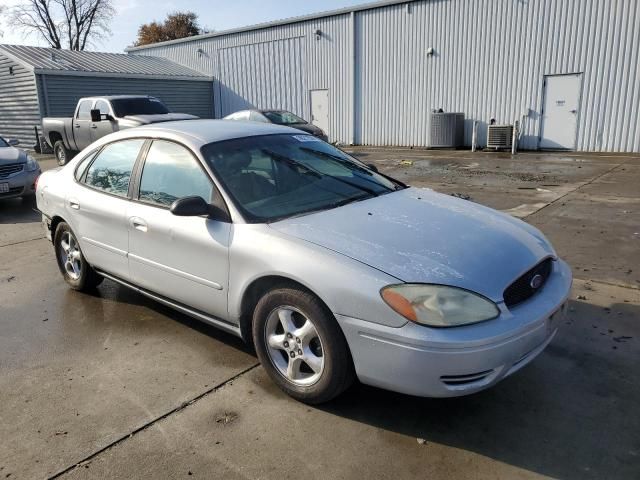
[0,236,46,248]
[48,363,260,479]
[522,163,624,220]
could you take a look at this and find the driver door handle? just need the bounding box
[68,199,80,210]
[129,217,147,232]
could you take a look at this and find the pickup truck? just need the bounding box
[42,95,198,165]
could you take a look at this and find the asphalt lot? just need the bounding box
[1,149,639,479]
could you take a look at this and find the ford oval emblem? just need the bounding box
[530,274,544,289]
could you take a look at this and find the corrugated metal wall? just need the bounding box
[130,0,640,152]
[131,14,353,144]
[0,53,41,146]
[217,37,305,116]
[36,75,214,119]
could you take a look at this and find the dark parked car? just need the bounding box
[224,109,328,141]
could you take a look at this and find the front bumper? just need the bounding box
[337,259,572,397]
[0,168,40,199]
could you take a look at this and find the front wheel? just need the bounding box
[253,287,355,404]
[54,222,103,291]
[53,140,74,166]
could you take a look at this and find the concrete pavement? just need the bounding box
[1,150,639,479]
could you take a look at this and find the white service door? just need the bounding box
[540,74,582,150]
[310,89,329,136]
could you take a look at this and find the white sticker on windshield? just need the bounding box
[293,135,322,142]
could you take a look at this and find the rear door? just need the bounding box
[72,138,146,279]
[127,139,230,319]
[73,100,94,150]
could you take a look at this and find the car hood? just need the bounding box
[123,113,199,124]
[270,188,556,302]
[0,146,25,165]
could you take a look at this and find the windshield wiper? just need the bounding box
[261,149,381,197]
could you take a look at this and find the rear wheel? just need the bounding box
[252,287,354,404]
[53,140,74,166]
[54,222,103,291]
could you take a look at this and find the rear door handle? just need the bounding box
[74,124,80,128]
[90,125,97,129]
[69,199,80,210]
[129,217,148,232]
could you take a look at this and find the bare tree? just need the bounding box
[10,0,115,50]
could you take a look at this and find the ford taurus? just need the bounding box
[36,120,572,403]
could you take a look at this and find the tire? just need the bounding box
[252,287,355,404]
[54,222,103,291]
[53,140,74,166]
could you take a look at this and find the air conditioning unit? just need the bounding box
[487,124,513,150]
[430,112,464,148]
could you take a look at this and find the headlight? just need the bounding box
[380,284,499,327]
[26,155,39,172]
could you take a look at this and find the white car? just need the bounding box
[36,119,572,403]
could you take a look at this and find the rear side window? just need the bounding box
[76,101,92,120]
[84,139,144,197]
[74,149,99,181]
[138,140,212,207]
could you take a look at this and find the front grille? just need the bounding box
[0,186,24,197]
[503,258,553,308]
[0,163,24,178]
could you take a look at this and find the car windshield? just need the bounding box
[262,111,306,125]
[0,137,8,148]
[111,97,170,117]
[202,134,403,222]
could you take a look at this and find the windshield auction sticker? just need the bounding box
[293,135,322,142]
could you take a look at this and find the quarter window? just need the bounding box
[139,140,212,207]
[84,139,144,196]
[76,100,92,120]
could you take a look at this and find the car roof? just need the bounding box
[81,95,160,101]
[130,119,307,144]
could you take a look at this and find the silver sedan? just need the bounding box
[36,120,572,403]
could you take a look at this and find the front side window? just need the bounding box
[139,140,212,207]
[84,139,144,196]
[202,134,401,222]
[95,100,110,116]
[76,101,92,120]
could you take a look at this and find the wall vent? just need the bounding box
[487,124,513,150]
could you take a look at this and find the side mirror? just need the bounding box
[170,196,210,216]
[170,196,231,222]
[367,163,379,173]
[90,109,102,122]
[8,139,19,146]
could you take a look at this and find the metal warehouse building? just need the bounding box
[127,0,640,152]
[0,45,213,146]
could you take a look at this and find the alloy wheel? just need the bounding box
[264,306,324,386]
[59,231,82,280]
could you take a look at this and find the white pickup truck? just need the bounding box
[42,95,198,165]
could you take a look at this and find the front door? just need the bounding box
[540,74,582,150]
[91,99,116,143]
[127,139,230,319]
[73,100,94,150]
[310,89,329,138]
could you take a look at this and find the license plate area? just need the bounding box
[0,182,8,193]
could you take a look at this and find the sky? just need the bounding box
[0,0,369,53]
